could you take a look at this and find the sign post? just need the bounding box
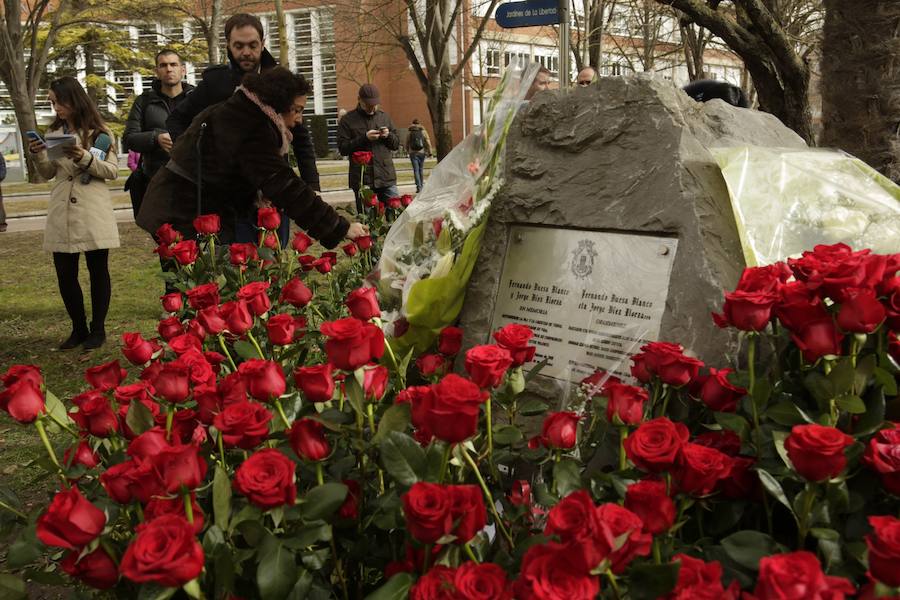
[558,0,569,86]
[495,0,561,28]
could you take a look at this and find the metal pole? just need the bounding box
[558,0,570,87]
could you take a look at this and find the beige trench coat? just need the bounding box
[35,128,121,253]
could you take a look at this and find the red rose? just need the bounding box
[237,281,272,317]
[363,364,389,401]
[238,359,286,401]
[61,547,118,590]
[144,494,205,534]
[0,379,45,423]
[785,424,854,482]
[720,455,759,500]
[866,515,900,587]
[100,459,164,504]
[320,318,385,371]
[36,487,106,549]
[220,300,254,335]
[120,515,204,587]
[630,353,652,383]
[312,257,332,274]
[151,443,207,493]
[438,326,463,356]
[541,411,580,449]
[693,430,742,456]
[157,316,184,341]
[544,490,610,571]
[178,350,215,387]
[171,239,199,265]
[455,562,511,600]
[338,479,361,520]
[127,427,172,461]
[581,369,620,397]
[424,374,486,444]
[267,313,299,345]
[605,382,647,426]
[291,231,313,253]
[160,292,182,313]
[345,287,381,320]
[121,332,159,365]
[509,480,532,508]
[155,223,181,245]
[712,289,779,331]
[514,542,600,600]
[864,427,900,495]
[193,213,220,235]
[776,281,831,331]
[342,242,358,256]
[355,235,373,251]
[219,371,248,404]
[450,484,487,543]
[168,333,202,356]
[185,282,220,310]
[637,342,704,387]
[401,194,414,207]
[294,364,335,402]
[674,443,733,496]
[625,480,675,534]
[151,361,191,402]
[279,277,313,307]
[791,317,845,363]
[402,482,453,544]
[229,242,258,266]
[351,150,373,165]
[493,323,537,366]
[464,344,513,388]
[410,565,458,600]
[154,242,174,260]
[1,364,43,389]
[595,502,652,573]
[257,207,281,230]
[836,287,886,333]
[197,306,226,335]
[153,408,200,444]
[624,417,689,473]
[698,367,746,412]
[63,440,100,470]
[386,196,402,209]
[233,448,297,509]
[667,554,731,600]
[213,401,273,449]
[416,353,449,378]
[71,390,119,437]
[752,551,855,600]
[83,360,126,392]
[890,331,900,364]
[289,418,331,461]
[736,263,791,293]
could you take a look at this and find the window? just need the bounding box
[601,62,627,76]
[504,51,530,69]
[485,48,500,76]
[535,54,559,78]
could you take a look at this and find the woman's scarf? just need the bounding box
[237,85,293,155]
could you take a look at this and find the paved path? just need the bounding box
[2,184,418,234]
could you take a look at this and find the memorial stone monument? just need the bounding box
[459,75,806,397]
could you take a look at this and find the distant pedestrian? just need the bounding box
[575,66,596,87]
[405,118,431,193]
[526,66,552,100]
[0,151,6,232]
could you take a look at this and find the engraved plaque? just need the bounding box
[490,225,678,384]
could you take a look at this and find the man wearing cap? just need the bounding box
[337,83,400,212]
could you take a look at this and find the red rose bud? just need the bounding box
[195,306,225,335]
[509,480,532,507]
[698,367,746,412]
[71,390,119,437]
[416,353,449,377]
[119,515,204,587]
[630,353,653,383]
[693,429,742,456]
[192,213,220,235]
[0,379,45,423]
[266,313,298,346]
[262,232,278,249]
[387,196,402,209]
[493,323,537,366]
[313,257,332,273]
[355,235,373,251]
[624,417,689,473]
[185,282,219,310]
[669,554,734,600]
[151,442,207,493]
[736,263,792,293]
[155,223,181,245]
[402,482,454,544]
[238,359,286,401]
[168,333,202,356]
[291,231,313,253]
[364,194,379,208]
[157,316,184,341]
[61,547,118,590]
[351,150,373,165]
[363,364,389,401]
[449,484,487,543]
[144,494,205,534]
[160,292,182,313]
[289,418,331,461]
[752,551,854,600]
[889,331,900,364]
[220,300,254,336]
[544,490,609,572]
[624,479,675,534]
[154,243,174,260]
[36,487,106,549]
[674,443,733,496]
[150,361,191,403]
[63,440,99,470]
[514,543,601,600]
[257,207,281,230]
[213,401,273,449]
[634,341,704,387]
[237,281,272,317]
[229,242,258,266]
[342,242,358,256]
[298,254,316,271]
[279,277,313,307]
[864,427,900,495]
[437,326,463,356]
[424,374,487,444]
[866,515,900,588]
[790,317,844,363]
[712,289,778,331]
[126,427,171,461]
[1,364,43,389]
[596,502,653,574]
[541,411,580,449]
[171,239,199,265]
[605,382,647,426]
[836,287,886,333]
[294,364,335,402]
[401,194,414,207]
[464,344,514,388]
[338,480,361,520]
[321,318,385,371]
[785,423,853,482]
[345,287,381,320]
[233,448,297,509]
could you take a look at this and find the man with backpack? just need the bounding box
[405,118,432,193]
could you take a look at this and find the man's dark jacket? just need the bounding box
[138,92,348,247]
[166,48,321,191]
[122,79,195,178]
[337,106,399,190]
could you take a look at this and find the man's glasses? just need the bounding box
[577,80,592,86]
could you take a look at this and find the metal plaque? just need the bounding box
[490,225,678,384]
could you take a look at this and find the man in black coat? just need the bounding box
[337,83,400,212]
[123,49,194,216]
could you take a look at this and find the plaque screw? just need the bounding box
[658,245,669,256]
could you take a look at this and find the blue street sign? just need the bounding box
[495,0,561,28]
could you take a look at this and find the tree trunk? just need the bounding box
[821,0,900,179]
[7,68,42,182]
[274,0,290,65]
[208,0,222,64]
[426,81,454,159]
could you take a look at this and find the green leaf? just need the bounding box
[493,425,523,446]
[286,568,313,600]
[765,401,811,426]
[721,530,779,570]
[43,391,72,430]
[364,573,414,600]
[518,398,548,416]
[714,412,750,439]
[7,524,42,569]
[233,340,259,361]
[213,464,232,531]
[772,430,793,471]
[301,483,348,522]
[756,469,795,516]
[345,375,365,419]
[628,562,680,600]
[810,527,840,541]
[525,358,549,383]
[283,522,332,549]
[257,535,296,600]
[507,367,526,395]
[373,403,411,444]
[137,585,178,600]
[752,376,772,410]
[828,358,855,396]
[126,399,155,436]
[553,458,581,498]
[380,432,426,486]
[835,394,866,414]
[0,574,26,600]
[804,372,834,405]
[873,366,898,396]
[182,578,202,599]
[854,387,886,438]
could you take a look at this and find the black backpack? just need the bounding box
[408,128,425,152]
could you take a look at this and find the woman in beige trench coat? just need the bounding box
[29,77,120,350]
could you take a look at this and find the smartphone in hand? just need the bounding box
[25,130,45,144]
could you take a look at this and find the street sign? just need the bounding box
[495,0,561,28]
